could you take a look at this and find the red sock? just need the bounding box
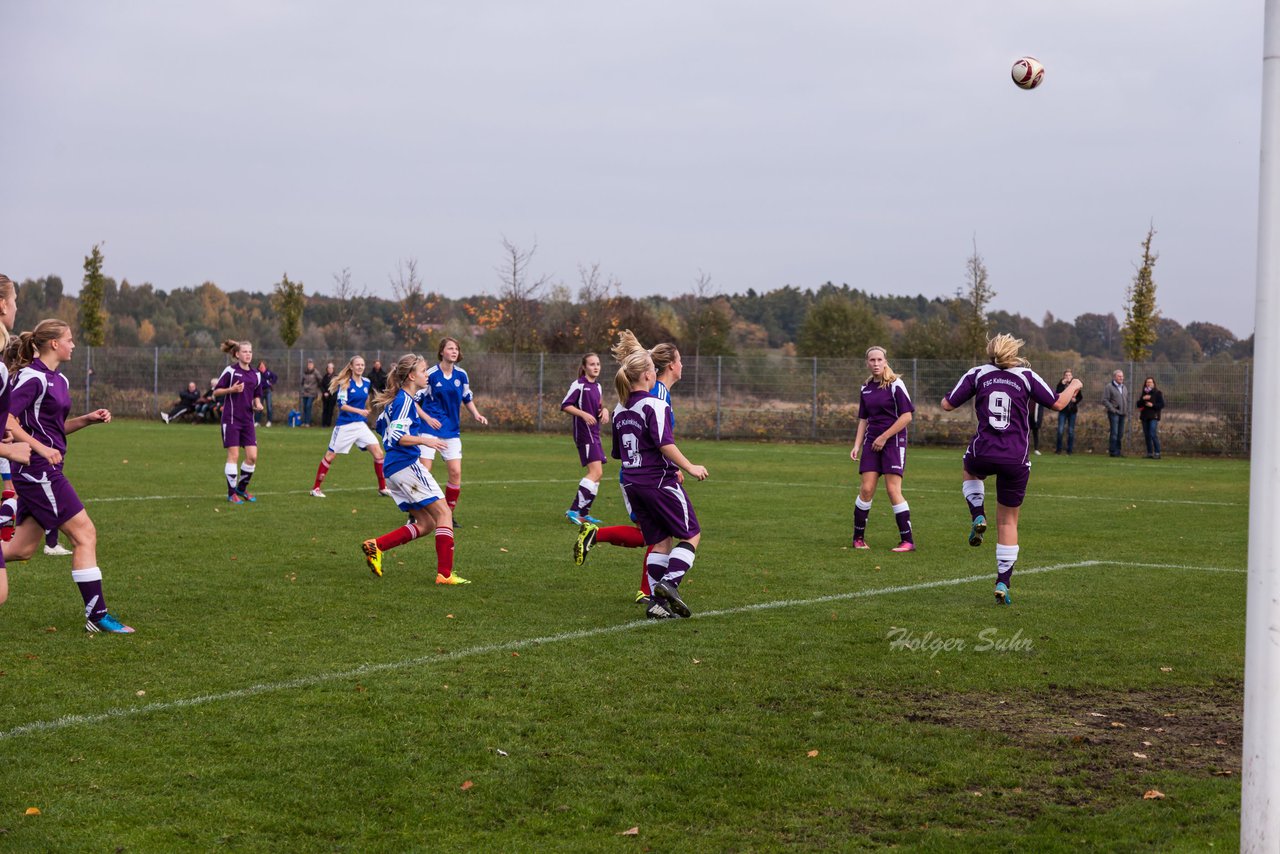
[375,523,420,552]
[435,527,455,576]
[313,459,331,490]
[639,544,655,596]
[597,525,645,548]
[0,527,11,542]
[2,488,14,501]
[374,459,386,490]
[445,482,461,509]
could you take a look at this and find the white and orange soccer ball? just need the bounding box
[1011,56,1044,90]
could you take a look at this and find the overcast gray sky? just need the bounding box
[1,1,1264,336]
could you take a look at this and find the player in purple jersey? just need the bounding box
[213,339,264,504]
[1,318,133,633]
[420,338,488,517]
[942,334,1083,605]
[0,276,34,613]
[610,348,708,620]
[309,356,389,497]
[561,352,610,524]
[849,346,916,552]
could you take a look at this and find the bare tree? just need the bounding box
[331,267,366,353]
[576,262,622,352]
[495,236,551,353]
[389,258,427,349]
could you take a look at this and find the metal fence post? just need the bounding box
[85,345,92,409]
[912,358,918,403]
[537,352,544,432]
[153,347,159,418]
[716,356,722,441]
[811,357,818,441]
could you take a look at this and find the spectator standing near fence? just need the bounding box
[299,359,320,427]
[368,359,387,394]
[1103,369,1129,457]
[214,339,264,503]
[256,360,277,427]
[320,361,336,427]
[1137,376,1164,459]
[1054,370,1081,455]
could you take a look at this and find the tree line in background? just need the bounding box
[19,236,1253,368]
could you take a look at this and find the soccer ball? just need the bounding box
[1011,56,1044,90]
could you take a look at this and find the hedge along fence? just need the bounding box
[65,347,1252,457]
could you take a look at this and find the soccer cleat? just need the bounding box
[994,582,1011,606]
[891,541,916,553]
[378,488,392,497]
[565,509,582,525]
[852,538,869,550]
[362,539,383,577]
[44,543,73,556]
[310,488,327,498]
[968,515,987,547]
[582,514,604,525]
[436,573,471,585]
[574,522,598,566]
[237,490,257,503]
[227,493,245,504]
[86,613,135,634]
[653,580,691,618]
[634,590,651,605]
[646,600,676,619]
[161,412,170,424]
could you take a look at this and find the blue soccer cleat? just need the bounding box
[994,582,1011,606]
[565,509,582,525]
[236,490,257,503]
[581,514,604,525]
[968,515,987,547]
[87,613,135,634]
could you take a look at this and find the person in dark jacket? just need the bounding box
[299,359,320,427]
[1054,369,1082,455]
[320,361,337,427]
[1137,376,1165,459]
[256,360,277,426]
[162,381,202,423]
[368,359,388,394]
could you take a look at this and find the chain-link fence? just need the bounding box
[73,347,1252,457]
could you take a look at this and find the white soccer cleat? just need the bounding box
[378,488,392,497]
[44,543,73,556]
[310,488,327,498]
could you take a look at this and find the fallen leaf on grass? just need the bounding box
[446,614,454,619]
[1089,712,1105,717]
[24,808,39,816]
[136,690,146,697]
[1213,769,1234,777]
[619,827,639,836]
[806,750,819,758]
[1160,667,1173,672]
[496,749,508,757]
[511,652,519,657]
[1143,789,1165,800]
[460,780,473,791]
[1133,752,1148,759]
[121,460,128,464]
[692,658,701,664]
[44,627,56,633]
[1110,722,1126,728]
[499,548,508,553]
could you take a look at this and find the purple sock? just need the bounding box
[236,464,255,494]
[72,567,107,620]
[664,542,696,587]
[572,479,597,515]
[853,498,871,540]
[893,503,913,544]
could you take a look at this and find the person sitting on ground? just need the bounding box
[162,381,202,424]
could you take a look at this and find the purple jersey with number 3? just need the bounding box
[611,390,680,489]
[944,365,1059,464]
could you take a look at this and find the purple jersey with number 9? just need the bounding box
[944,365,1059,465]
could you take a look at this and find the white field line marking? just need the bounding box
[94,481,1244,508]
[0,559,1241,742]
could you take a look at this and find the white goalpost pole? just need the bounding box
[1242,0,1280,848]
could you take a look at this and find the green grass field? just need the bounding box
[0,422,1246,851]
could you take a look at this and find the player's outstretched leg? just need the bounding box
[574,522,598,566]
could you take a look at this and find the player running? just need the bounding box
[310,355,390,498]
[941,333,1084,605]
[361,354,468,585]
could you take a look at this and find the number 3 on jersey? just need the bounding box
[621,433,641,468]
[988,391,1011,430]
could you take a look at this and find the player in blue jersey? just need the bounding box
[611,348,708,619]
[310,356,389,497]
[360,354,467,585]
[419,338,488,517]
[561,352,610,524]
[850,346,916,552]
[212,339,264,503]
[942,334,1084,605]
[0,276,34,613]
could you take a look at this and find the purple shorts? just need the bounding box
[623,481,701,545]
[859,440,906,477]
[222,420,258,449]
[577,439,606,467]
[15,467,86,531]
[962,453,1030,508]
